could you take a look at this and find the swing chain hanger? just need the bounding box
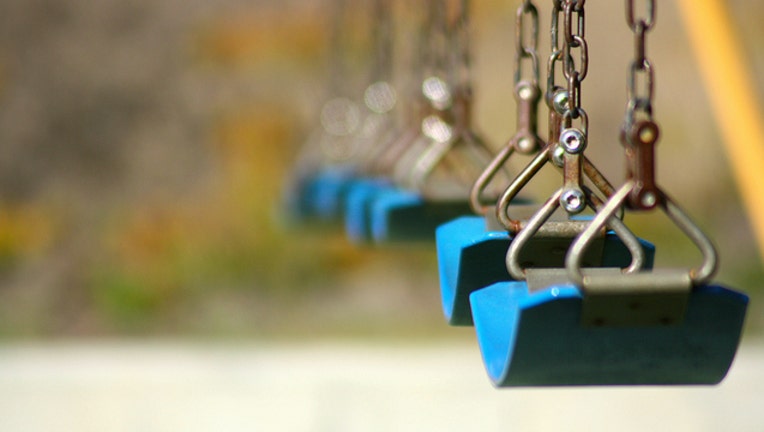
[547,0,567,114]
[496,0,622,231]
[557,0,589,214]
[562,0,588,117]
[513,0,543,155]
[622,0,660,211]
[565,0,720,289]
[468,0,543,215]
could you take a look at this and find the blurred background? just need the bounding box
[0,0,762,339]
[0,0,762,430]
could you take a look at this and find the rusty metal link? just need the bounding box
[515,0,541,87]
[560,0,588,120]
[627,59,654,116]
[566,70,581,115]
[546,1,565,108]
[624,0,655,123]
[370,0,394,83]
[452,0,471,92]
[557,0,588,213]
[546,53,565,109]
[562,35,588,82]
[550,0,564,53]
[626,0,655,32]
[633,20,647,66]
[563,0,586,47]
[621,0,659,210]
[429,0,451,81]
[469,0,543,214]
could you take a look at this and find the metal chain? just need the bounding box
[370,0,394,83]
[469,0,542,215]
[449,0,473,130]
[515,1,540,88]
[327,0,349,97]
[557,0,589,214]
[546,0,564,109]
[621,0,661,211]
[513,0,542,151]
[624,0,656,123]
[420,0,453,111]
[561,0,587,118]
[425,0,450,81]
[452,0,472,103]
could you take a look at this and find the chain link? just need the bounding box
[626,0,655,32]
[625,0,656,122]
[371,0,393,83]
[546,0,564,105]
[453,0,472,93]
[621,0,661,211]
[515,0,540,87]
[563,0,586,47]
[561,0,587,119]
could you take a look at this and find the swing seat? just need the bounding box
[370,190,475,243]
[345,178,394,244]
[469,277,748,386]
[436,216,656,326]
[308,167,357,222]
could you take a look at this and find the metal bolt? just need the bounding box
[637,122,658,144]
[560,188,586,213]
[517,136,535,153]
[641,191,657,208]
[553,90,569,114]
[364,81,397,114]
[422,76,452,109]
[551,144,566,167]
[421,115,453,143]
[518,83,534,100]
[560,128,586,154]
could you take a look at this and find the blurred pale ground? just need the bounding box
[0,341,763,432]
[0,0,762,430]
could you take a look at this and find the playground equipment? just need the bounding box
[467,0,747,386]
[282,0,750,387]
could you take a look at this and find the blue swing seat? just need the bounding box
[436,216,656,326]
[306,167,357,222]
[370,190,475,243]
[344,178,395,244]
[469,280,748,386]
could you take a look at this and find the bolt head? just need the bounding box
[551,144,566,167]
[553,90,569,114]
[636,122,659,144]
[560,128,586,154]
[641,191,657,208]
[517,136,536,153]
[518,85,533,100]
[561,188,586,214]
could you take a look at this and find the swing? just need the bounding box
[371,0,503,243]
[437,139,658,325]
[468,0,747,386]
[437,0,654,325]
[342,2,438,244]
[469,184,748,386]
[469,277,747,386]
[283,0,398,225]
